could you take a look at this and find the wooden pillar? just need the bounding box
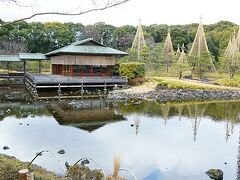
[81,82,84,98]
[65,65,69,76]
[81,65,83,77]
[110,65,113,76]
[70,65,73,77]
[90,65,93,77]
[23,61,26,75]
[104,83,107,96]
[38,61,41,74]
[58,65,60,75]
[100,65,103,77]
[50,60,52,74]
[58,83,61,101]
[51,64,54,74]
[7,62,9,74]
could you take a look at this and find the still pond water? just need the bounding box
[0,97,240,180]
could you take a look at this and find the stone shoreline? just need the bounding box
[108,88,240,102]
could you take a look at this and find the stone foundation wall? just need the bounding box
[108,88,240,102]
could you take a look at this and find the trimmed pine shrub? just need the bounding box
[119,62,145,79]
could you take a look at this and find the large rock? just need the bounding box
[205,169,223,180]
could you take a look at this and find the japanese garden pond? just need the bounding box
[0,97,240,179]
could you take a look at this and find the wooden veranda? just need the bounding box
[24,73,127,99]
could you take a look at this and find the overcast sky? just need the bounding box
[0,0,240,26]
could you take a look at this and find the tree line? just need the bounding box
[1,19,240,78]
[0,20,237,58]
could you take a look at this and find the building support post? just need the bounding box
[7,62,9,81]
[57,83,61,101]
[50,61,52,74]
[33,84,38,100]
[7,62,9,74]
[23,61,26,84]
[81,83,84,98]
[104,83,107,96]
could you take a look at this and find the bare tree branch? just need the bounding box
[0,0,130,27]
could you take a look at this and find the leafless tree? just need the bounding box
[0,40,28,55]
[0,0,130,27]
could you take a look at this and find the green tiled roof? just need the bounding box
[45,38,128,56]
[19,53,49,60]
[0,53,48,62]
[0,55,21,62]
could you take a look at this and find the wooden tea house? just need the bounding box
[0,38,128,99]
[46,38,128,77]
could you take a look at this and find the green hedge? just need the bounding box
[153,77,238,90]
[214,78,240,87]
[119,62,145,79]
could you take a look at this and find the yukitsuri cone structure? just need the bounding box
[189,17,216,72]
[163,31,174,72]
[236,26,240,51]
[131,19,146,60]
[224,30,239,68]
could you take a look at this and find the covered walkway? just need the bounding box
[0,53,49,78]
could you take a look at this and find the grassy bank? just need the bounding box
[0,154,59,180]
[152,77,240,91]
[0,154,103,180]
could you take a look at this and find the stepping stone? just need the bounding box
[3,146,10,150]
[57,149,65,154]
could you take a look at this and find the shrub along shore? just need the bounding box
[0,154,60,179]
[0,154,103,180]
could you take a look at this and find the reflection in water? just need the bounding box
[237,130,240,180]
[176,105,184,121]
[0,102,49,120]
[187,104,207,141]
[119,101,240,141]
[134,114,140,135]
[160,105,170,126]
[49,100,125,132]
[1,100,240,141]
[1,100,240,179]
